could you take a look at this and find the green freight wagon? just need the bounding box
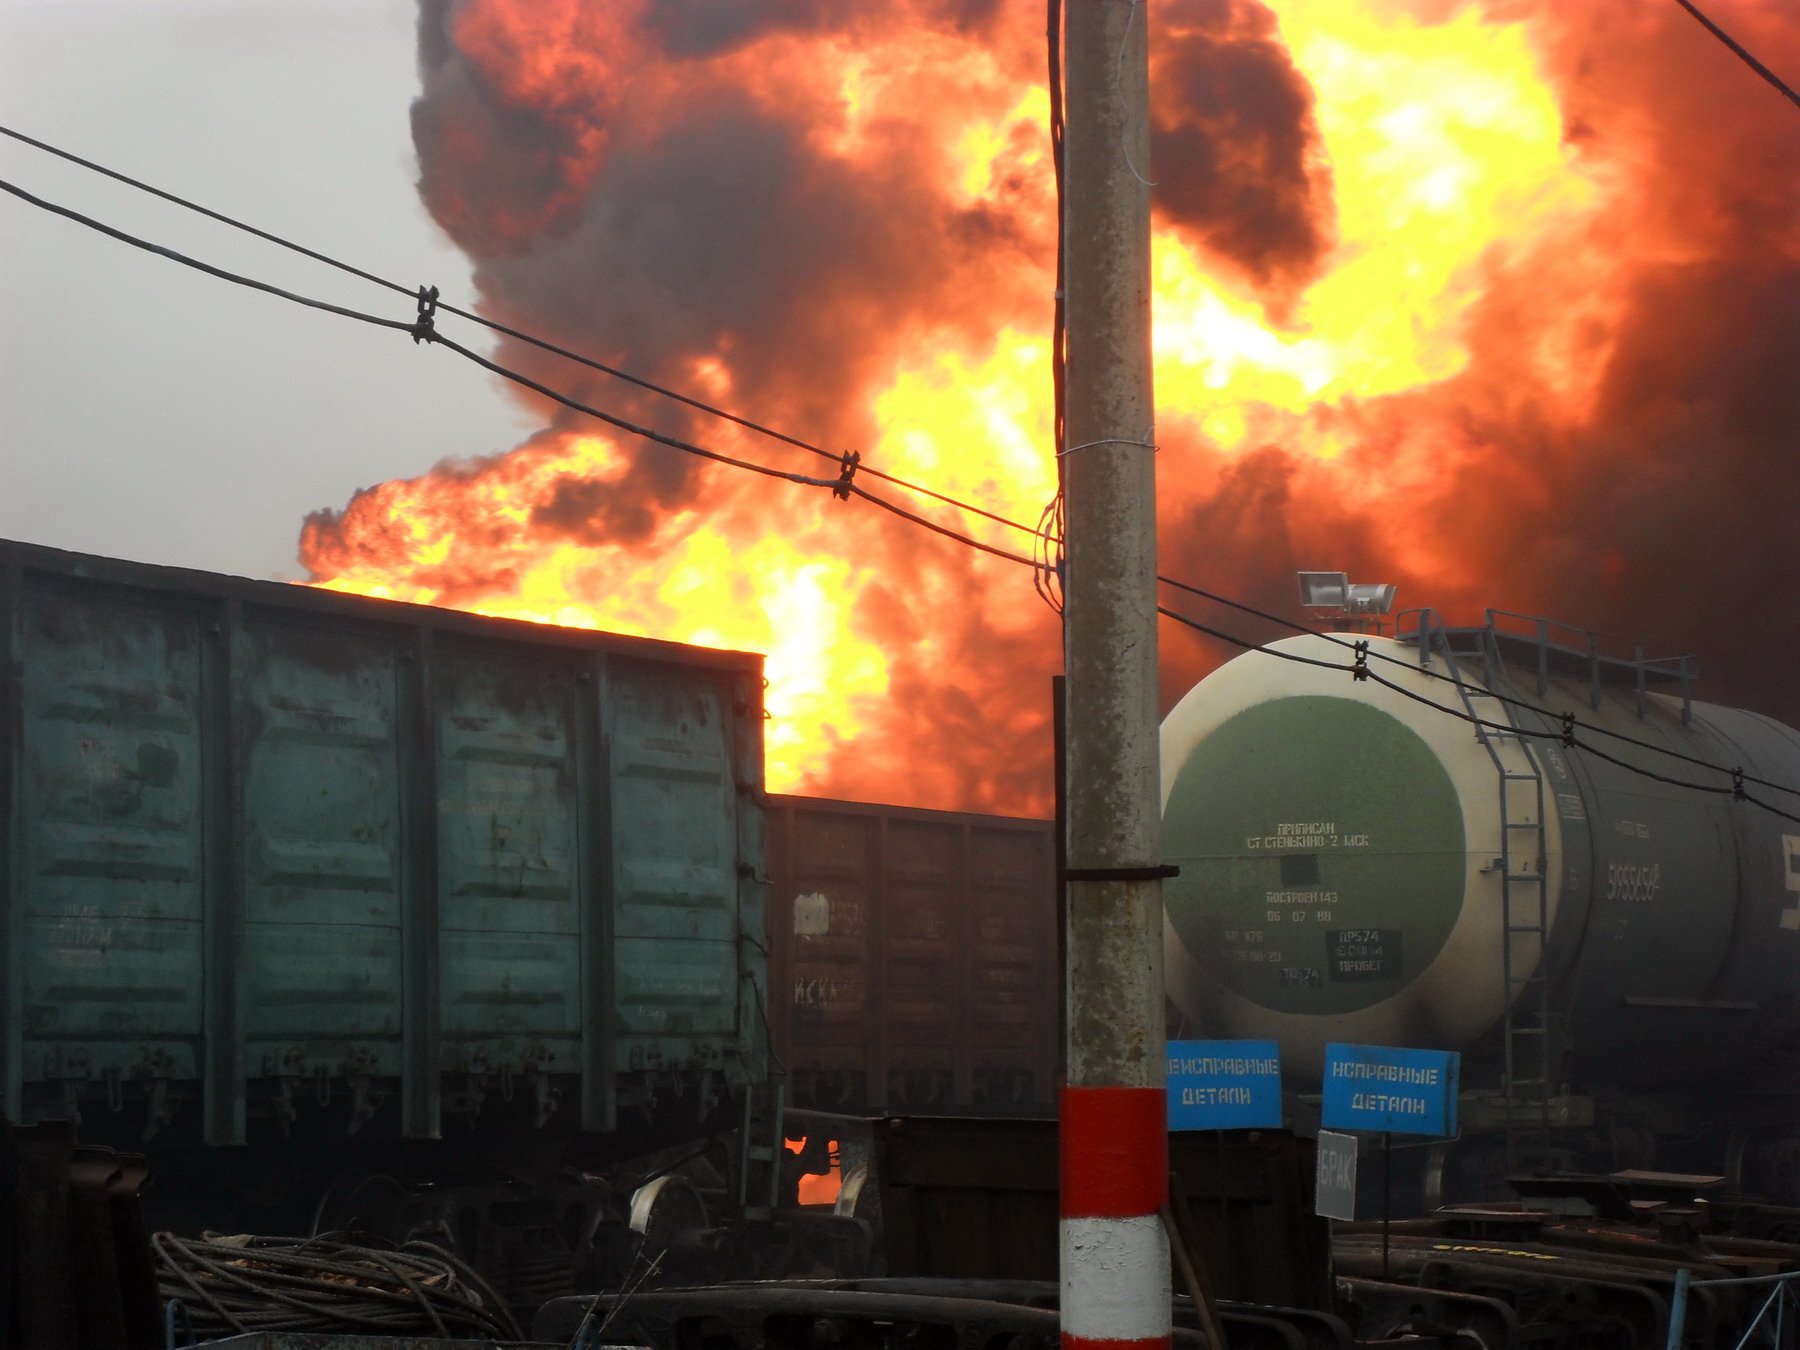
[0,537,770,1164]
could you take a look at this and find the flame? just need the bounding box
[1153,0,1601,459]
[784,1137,844,1207]
[305,434,890,790]
[303,0,1800,809]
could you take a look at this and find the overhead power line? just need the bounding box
[0,121,1754,775]
[1671,0,1800,110]
[1152,574,1798,798]
[9,118,1775,789]
[426,326,1038,570]
[0,119,1039,545]
[1155,603,1800,827]
[2,156,1797,815]
[0,170,1039,575]
[0,175,418,338]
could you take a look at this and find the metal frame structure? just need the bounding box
[1403,611,1555,1173]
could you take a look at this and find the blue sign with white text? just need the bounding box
[1167,1039,1284,1130]
[1321,1043,1459,1137]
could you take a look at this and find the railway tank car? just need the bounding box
[1161,608,1800,1198]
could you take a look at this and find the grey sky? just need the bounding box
[0,0,526,580]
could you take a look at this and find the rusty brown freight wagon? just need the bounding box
[766,795,1057,1119]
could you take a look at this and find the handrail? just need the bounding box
[1667,1265,1800,1350]
[1389,607,1698,723]
[1484,607,1686,657]
[1691,1270,1800,1289]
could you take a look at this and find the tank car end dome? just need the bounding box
[1160,634,1557,1079]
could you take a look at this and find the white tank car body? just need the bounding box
[1160,628,1800,1100]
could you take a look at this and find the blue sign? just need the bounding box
[1166,1039,1283,1130]
[1321,1043,1459,1137]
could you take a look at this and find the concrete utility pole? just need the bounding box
[1058,3,1169,1350]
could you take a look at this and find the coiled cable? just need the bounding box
[151,1230,523,1342]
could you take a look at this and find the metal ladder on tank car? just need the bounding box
[1426,620,1554,1176]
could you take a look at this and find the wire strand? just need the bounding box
[5,160,1798,816]
[1670,0,1800,110]
[1156,603,1800,826]
[1153,573,1799,797]
[0,176,416,337]
[425,331,1041,568]
[424,330,854,490]
[0,119,1049,542]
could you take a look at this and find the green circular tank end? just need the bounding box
[1164,696,1467,1015]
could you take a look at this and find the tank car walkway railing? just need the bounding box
[1667,1266,1800,1350]
[1414,613,1555,1175]
[1393,608,1700,724]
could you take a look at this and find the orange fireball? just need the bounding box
[305,0,1800,810]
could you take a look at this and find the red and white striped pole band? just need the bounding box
[1060,1085,1172,1350]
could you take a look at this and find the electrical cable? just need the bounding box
[4,163,1797,815]
[428,327,1040,567]
[0,119,1046,541]
[426,329,865,492]
[0,176,417,338]
[1670,0,1800,110]
[0,170,1041,574]
[151,1231,522,1340]
[439,337,1048,569]
[0,122,416,292]
[1156,602,1800,826]
[3,95,1794,636]
[0,172,879,496]
[1154,572,1800,798]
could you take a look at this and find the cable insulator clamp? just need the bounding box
[1352,640,1370,681]
[1732,768,1746,800]
[412,284,439,344]
[1560,712,1576,747]
[833,449,860,500]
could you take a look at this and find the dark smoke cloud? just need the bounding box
[410,0,1329,437]
[1151,0,1335,302]
[469,86,993,435]
[643,0,1005,60]
[1156,446,1391,708]
[530,476,662,544]
[642,0,848,58]
[412,0,624,256]
[1439,256,1800,725]
[410,7,1046,460]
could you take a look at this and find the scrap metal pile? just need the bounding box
[533,1125,1798,1350]
[1336,1178,1800,1348]
[14,1110,1800,1348]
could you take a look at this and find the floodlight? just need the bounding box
[1297,571,1349,609]
[1345,583,1398,615]
[1297,571,1397,618]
